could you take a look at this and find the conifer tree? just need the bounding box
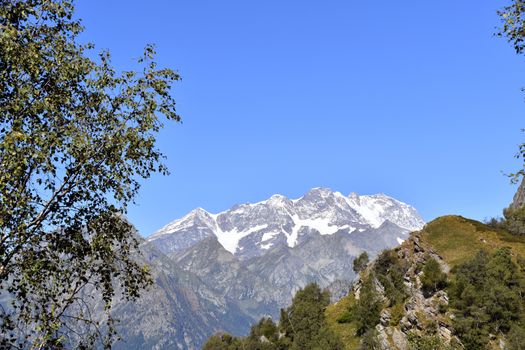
[421,257,447,297]
[285,283,330,349]
[353,251,369,274]
[353,276,382,336]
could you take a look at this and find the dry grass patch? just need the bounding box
[421,216,525,268]
[325,293,361,350]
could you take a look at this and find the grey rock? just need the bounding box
[360,233,460,350]
[392,328,408,350]
[510,176,525,210]
[375,325,392,350]
[439,327,452,343]
[148,188,424,260]
[380,309,392,326]
[108,188,425,349]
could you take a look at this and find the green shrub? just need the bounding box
[336,311,353,324]
[374,250,399,276]
[507,323,525,350]
[353,276,382,336]
[358,329,380,350]
[249,317,279,343]
[504,206,525,235]
[448,248,525,348]
[420,257,447,297]
[407,332,457,350]
[373,250,408,306]
[437,301,448,314]
[202,333,245,350]
[312,327,344,350]
[485,216,506,230]
[389,303,405,326]
[353,251,370,274]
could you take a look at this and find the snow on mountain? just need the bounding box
[115,188,426,348]
[152,207,215,236]
[345,192,425,231]
[147,188,425,257]
[214,223,269,254]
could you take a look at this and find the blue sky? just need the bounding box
[76,1,524,236]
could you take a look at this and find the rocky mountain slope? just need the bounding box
[109,242,254,350]
[111,188,425,349]
[326,215,525,350]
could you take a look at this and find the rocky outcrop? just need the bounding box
[510,176,525,210]
[354,233,461,349]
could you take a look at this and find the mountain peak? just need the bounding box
[267,194,289,205]
[191,207,210,216]
[305,187,334,197]
[148,187,425,257]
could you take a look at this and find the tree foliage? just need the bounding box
[285,283,331,349]
[498,0,525,56]
[358,329,380,350]
[352,275,383,336]
[277,283,342,350]
[507,323,525,350]
[353,251,369,274]
[498,0,525,187]
[504,205,525,235]
[202,333,245,350]
[448,248,525,349]
[202,283,343,350]
[0,0,180,348]
[406,332,457,350]
[249,317,279,344]
[420,256,447,297]
[373,249,408,306]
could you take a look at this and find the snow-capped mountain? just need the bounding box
[109,188,425,349]
[147,187,424,259]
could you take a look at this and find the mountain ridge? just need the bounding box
[103,187,426,349]
[203,215,525,349]
[324,215,525,349]
[147,188,425,259]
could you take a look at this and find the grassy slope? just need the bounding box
[325,293,361,350]
[325,215,525,349]
[421,215,525,268]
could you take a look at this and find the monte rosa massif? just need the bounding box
[148,188,424,259]
[110,188,425,350]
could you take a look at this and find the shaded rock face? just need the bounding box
[169,226,406,323]
[108,189,424,349]
[510,176,525,210]
[109,242,254,350]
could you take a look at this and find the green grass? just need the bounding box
[325,215,525,349]
[421,215,525,268]
[325,293,361,350]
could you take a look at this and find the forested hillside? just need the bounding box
[330,215,525,349]
[203,214,525,349]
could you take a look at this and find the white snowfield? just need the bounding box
[148,188,425,255]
